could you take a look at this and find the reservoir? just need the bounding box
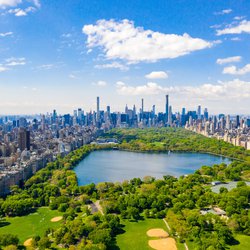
[74,150,231,185]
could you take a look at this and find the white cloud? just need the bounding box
[61,33,72,38]
[68,74,80,79]
[0,0,40,8]
[223,64,250,75]
[0,32,13,37]
[95,62,129,71]
[234,16,245,20]
[36,64,54,70]
[231,37,241,41]
[116,79,250,100]
[82,19,213,63]
[31,0,40,8]
[0,0,22,7]
[0,65,9,72]
[145,71,168,79]
[93,80,107,87]
[216,56,241,65]
[116,81,168,96]
[5,57,26,66]
[214,9,232,15]
[217,20,250,35]
[8,6,35,16]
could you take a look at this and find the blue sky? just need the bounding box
[0,0,250,115]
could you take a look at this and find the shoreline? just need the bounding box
[94,146,244,162]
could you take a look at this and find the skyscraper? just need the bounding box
[165,95,169,124]
[18,128,30,151]
[197,105,201,119]
[168,105,172,125]
[97,96,100,125]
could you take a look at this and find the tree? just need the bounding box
[0,234,19,247]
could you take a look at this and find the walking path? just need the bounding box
[163,218,189,250]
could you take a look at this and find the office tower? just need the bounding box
[40,115,45,131]
[97,96,100,125]
[165,95,169,123]
[152,105,155,116]
[125,104,128,114]
[226,115,230,130]
[107,106,111,115]
[204,108,208,120]
[246,119,250,128]
[181,108,186,126]
[52,109,57,123]
[168,105,172,125]
[140,98,144,122]
[18,128,30,151]
[133,105,136,115]
[236,115,240,128]
[197,105,201,119]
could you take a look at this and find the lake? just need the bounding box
[74,150,231,185]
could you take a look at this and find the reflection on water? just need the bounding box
[74,150,231,185]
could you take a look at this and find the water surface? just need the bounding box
[74,150,231,185]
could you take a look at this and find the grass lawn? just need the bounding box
[230,234,250,250]
[116,218,168,250]
[0,207,63,244]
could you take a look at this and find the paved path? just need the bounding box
[163,218,189,250]
[89,200,104,215]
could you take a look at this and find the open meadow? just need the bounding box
[0,207,63,244]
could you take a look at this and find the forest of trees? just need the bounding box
[0,128,249,249]
[103,128,250,162]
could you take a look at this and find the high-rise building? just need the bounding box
[226,115,231,130]
[236,115,240,128]
[168,105,172,125]
[165,95,169,123]
[204,108,208,120]
[18,128,30,151]
[197,105,201,119]
[97,96,100,126]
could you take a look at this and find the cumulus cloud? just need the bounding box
[214,9,232,15]
[0,32,13,37]
[95,62,129,71]
[93,80,107,87]
[116,79,250,100]
[223,64,250,75]
[0,0,22,7]
[216,56,241,65]
[82,19,213,63]
[217,20,250,35]
[145,71,168,79]
[5,57,26,66]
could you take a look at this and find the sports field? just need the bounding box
[0,207,63,244]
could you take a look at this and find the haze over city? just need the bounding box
[0,0,250,114]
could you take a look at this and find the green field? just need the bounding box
[230,234,250,250]
[0,207,63,243]
[116,218,171,250]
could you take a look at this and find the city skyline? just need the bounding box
[1,0,250,114]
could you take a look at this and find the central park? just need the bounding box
[0,128,249,250]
